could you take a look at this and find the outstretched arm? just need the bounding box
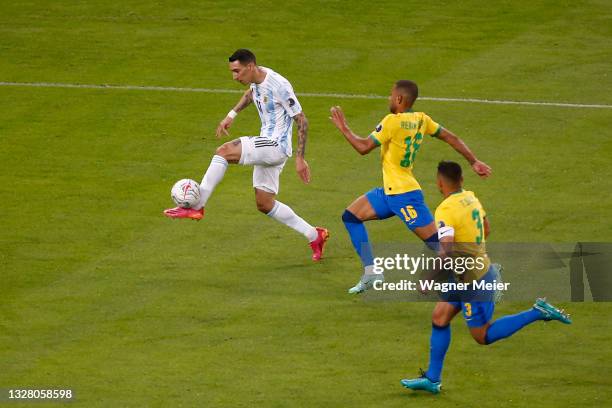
[329,106,378,155]
[216,89,253,138]
[294,112,311,184]
[437,128,492,178]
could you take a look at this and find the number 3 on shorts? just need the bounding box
[400,205,418,223]
[464,302,472,317]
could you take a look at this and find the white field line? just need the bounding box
[1,81,611,109]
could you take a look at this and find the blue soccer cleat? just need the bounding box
[348,273,384,294]
[400,369,441,394]
[533,298,572,324]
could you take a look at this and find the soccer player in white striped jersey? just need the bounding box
[164,49,329,261]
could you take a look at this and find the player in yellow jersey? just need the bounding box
[400,161,572,394]
[329,80,492,293]
[434,165,491,283]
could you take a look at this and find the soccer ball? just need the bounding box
[171,179,201,208]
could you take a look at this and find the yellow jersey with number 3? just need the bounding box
[369,111,442,195]
[435,190,490,281]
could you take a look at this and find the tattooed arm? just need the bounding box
[233,88,254,113]
[293,112,311,183]
[216,89,253,138]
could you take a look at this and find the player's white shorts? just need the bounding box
[238,136,288,194]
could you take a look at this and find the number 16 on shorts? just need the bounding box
[400,205,418,224]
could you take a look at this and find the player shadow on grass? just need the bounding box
[393,388,448,401]
[270,262,324,270]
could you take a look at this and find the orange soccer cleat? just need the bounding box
[163,207,204,221]
[309,227,330,261]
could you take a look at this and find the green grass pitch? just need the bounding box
[1,1,611,406]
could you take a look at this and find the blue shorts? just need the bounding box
[365,187,434,230]
[448,266,496,328]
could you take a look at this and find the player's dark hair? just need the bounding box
[395,80,419,105]
[437,161,462,184]
[229,49,256,65]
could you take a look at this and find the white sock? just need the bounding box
[267,201,318,242]
[194,155,228,210]
[364,265,376,276]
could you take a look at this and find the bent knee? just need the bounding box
[215,143,231,157]
[471,329,489,345]
[473,335,488,345]
[431,308,451,327]
[341,209,361,224]
[256,200,275,214]
[431,314,450,327]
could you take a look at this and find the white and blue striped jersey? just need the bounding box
[250,67,302,157]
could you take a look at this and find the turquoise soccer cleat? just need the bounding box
[347,273,384,294]
[491,263,504,304]
[400,370,441,394]
[533,298,572,324]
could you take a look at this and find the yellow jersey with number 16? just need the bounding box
[369,111,442,195]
